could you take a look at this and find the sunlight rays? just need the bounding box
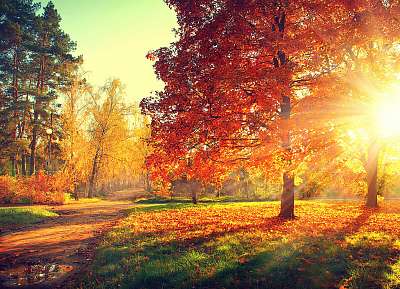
[375,92,400,138]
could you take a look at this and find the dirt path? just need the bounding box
[0,189,148,289]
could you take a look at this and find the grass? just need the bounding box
[0,207,58,228]
[74,200,400,289]
[64,194,103,204]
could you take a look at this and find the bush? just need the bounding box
[0,176,18,204]
[0,172,73,205]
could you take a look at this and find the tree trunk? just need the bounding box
[280,172,295,219]
[29,111,39,175]
[11,48,19,177]
[30,49,45,176]
[144,165,152,192]
[30,53,44,176]
[88,169,97,198]
[271,9,294,219]
[279,94,295,219]
[366,140,379,208]
[88,170,96,198]
[21,154,27,176]
[73,184,79,200]
[88,150,100,198]
[10,156,16,177]
[19,93,29,176]
[191,190,198,204]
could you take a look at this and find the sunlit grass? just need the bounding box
[0,207,58,228]
[74,200,400,289]
[64,195,102,204]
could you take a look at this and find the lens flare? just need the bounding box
[375,91,400,138]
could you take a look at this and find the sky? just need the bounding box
[39,0,178,103]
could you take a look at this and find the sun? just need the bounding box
[375,90,400,138]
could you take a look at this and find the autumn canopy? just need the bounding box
[141,0,400,218]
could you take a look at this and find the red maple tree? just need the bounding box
[141,0,400,217]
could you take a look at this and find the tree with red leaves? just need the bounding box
[142,0,400,217]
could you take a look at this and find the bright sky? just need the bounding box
[39,0,178,103]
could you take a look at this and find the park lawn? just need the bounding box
[64,196,103,204]
[76,200,400,289]
[0,207,58,228]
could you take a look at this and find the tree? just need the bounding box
[29,1,79,175]
[298,0,400,207]
[86,79,146,197]
[0,0,39,175]
[142,0,350,216]
[60,72,91,199]
[0,0,80,176]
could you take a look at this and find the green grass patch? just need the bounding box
[0,207,58,228]
[64,194,102,204]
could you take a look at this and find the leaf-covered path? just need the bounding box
[0,189,147,289]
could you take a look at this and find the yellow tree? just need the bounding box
[60,72,92,199]
[86,79,150,197]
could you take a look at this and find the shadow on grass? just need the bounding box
[73,203,400,289]
[122,203,196,215]
[134,196,276,205]
[75,231,400,289]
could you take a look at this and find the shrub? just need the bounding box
[0,176,18,204]
[0,172,73,205]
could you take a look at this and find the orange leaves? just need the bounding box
[0,176,18,204]
[0,172,72,205]
[145,52,157,61]
[122,201,400,247]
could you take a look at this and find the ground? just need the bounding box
[1,197,400,289]
[0,189,148,289]
[76,200,400,289]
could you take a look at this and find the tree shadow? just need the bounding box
[340,207,376,235]
[134,196,276,205]
[74,205,400,289]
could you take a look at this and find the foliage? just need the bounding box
[75,200,400,289]
[141,0,400,212]
[0,207,58,228]
[85,79,150,197]
[0,1,148,197]
[60,72,93,192]
[0,175,18,204]
[0,172,72,205]
[0,0,80,175]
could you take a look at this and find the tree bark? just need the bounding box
[280,171,295,218]
[366,140,379,208]
[29,110,39,175]
[88,149,100,198]
[145,171,152,193]
[19,93,29,176]
[87,169,97,198]
[73,184,79,200]
[21,154,27,176]
[30,47,46,176]
[271,9,295,219]
[10,156,17,177]
[279,94,295,219]
[12,47,19,177]
[191,190,198,204]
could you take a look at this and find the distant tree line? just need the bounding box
[0,0,149,199]
[0,0,79,175]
